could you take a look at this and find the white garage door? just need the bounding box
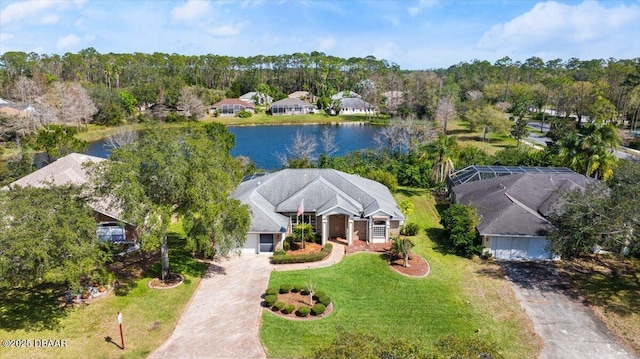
[241,234,259,254]
[491,237,551,260]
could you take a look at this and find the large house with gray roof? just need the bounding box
[231,169,405,254]
[451,169,595,260]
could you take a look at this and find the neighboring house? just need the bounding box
[337,98,376,115]
[240,92,273,105]
[231,169,405,254]
[4,153,137,242]
[268,98,316,116]
[331,91,361,100]
[0,98,36,118]
[209,99,255,116]
[450,167,595,260]
[288,91,316,104]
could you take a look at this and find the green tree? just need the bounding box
[89,125,249,281]
[392,236,414,267]
[548,159,640,258]
[440,204,480,257]
[510,118,530,146]
[427,134,458,184]
[558,120,620,180]
[0,185,107,290]
[464,105,510,142]
[33,125,89,163]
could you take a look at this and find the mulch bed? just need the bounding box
[388,254,430,277]
[286,242,323,255]
[263,291,333,321]
[148,273,184,289]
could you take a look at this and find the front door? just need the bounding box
[259,234,274,253]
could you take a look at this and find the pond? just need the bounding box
[86,123,380,170]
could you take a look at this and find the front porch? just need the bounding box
[331,237,392,255]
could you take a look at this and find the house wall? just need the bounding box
[389,220,400,236]
[353,220,367,241]
[328,215,346,238]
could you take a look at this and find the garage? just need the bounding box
[490,236,552,260]
[259,234,274,253]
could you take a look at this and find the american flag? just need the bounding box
[296,198,304,216]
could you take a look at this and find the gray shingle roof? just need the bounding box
[232,169,404,233]
[452,172,595,236]
[4,153,123,221]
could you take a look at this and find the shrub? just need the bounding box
[365,169,398,193]
[279,283,292,293]
[264,295,278,307]
[297,306,311,317]
[271,243,333,264]
[300,287,310,295]
[265,287,278,296]
[313,291,326,300]
[273,301,285,311]
[236,109,252,118]
[292,284,303,293]
[401,222,419,236]
[283,241,290,251]
[282,304,296,314]
[440,204,482,257]
[312,303,326,315]
[273,249,286,256]
[318,295,331,306]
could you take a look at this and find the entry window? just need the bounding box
[259,234,274,253]
[372,220,386,238]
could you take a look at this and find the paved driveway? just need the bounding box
[149,255,271,359]
[501,261,636,359]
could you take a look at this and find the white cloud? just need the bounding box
[407,0,439,17]
[318,37,336,51]
[1,0,56,24]
[477,1,640,50]
[171,0,211,21]
[207,24,242,37]
[0,33,14,42]
[57,33,80,50]
[40,14,60,25]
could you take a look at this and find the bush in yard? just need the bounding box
[279,283,292,293]
[236,109,252,118]
[400,222,419,236]
[318,295,331,306]
[282,304,296,314]
[283,241,290,251]
[440,203,482,257]
[297,306,311,317]
[272,301,285,311]
[265,287,278,296]
[264,295,278,307]
[312,303,326,315]
[271,243,333,264]
[292,284,303,293]
[313,291,326,300]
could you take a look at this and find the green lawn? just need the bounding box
[448,118,517,155]
[0,225,207,359]
[260,188,539,358]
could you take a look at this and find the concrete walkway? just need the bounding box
[149,255,271,359]
[501,262,637,359]
[273,241,345,271]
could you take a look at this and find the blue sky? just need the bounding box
[1,0,639,70]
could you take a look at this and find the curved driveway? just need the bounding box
[149,255,271,359]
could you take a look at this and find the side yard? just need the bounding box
[0,225,207,359]
[260,188,540,358]
[558,255,640,355]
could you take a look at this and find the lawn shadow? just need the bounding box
[560,256,640,317]
[397,187,428,197]
[104,336,123,350]
[447,128,471,136]
[426,227,456,256]
[0,283,68,331]
[474,260,508,280]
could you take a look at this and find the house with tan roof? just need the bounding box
[4,153,136,242]
[231,169,405,254]
[209,99,255,116]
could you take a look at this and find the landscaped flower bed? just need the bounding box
[271,243,333,264]
[263,284,333,319]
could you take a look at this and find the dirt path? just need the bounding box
[501,261,637,359]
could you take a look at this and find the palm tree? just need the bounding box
[559,121,620,180]
[428,134,458,184]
